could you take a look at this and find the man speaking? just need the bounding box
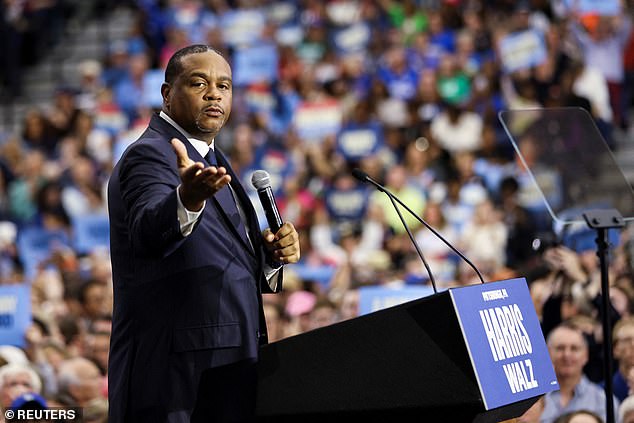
[107,45,300,422]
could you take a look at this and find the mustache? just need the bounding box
[202,105,224,114]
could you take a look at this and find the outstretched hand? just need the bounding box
[171,138,231,211]
[262,222,301,265]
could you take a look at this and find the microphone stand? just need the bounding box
[353,169,486,285]
[386,193,438,293]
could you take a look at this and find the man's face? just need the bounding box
[162,51,232,141]
[0,372,36,408]
[548,327,588,380]
[69,361,103,405]
[614,325,634,371]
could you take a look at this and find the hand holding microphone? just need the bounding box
[251,170,301,265]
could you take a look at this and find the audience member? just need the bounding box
[542,322,619,423]
[0,363,42,411]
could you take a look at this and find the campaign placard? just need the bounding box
[142,69,165,108]
[359,286,435,315]
[337,126,382,161]
[564,0,620,16]
[220,9,266,47]
[293,100,342,142]
[233,44,279,86]
[72,214,110,254]
[449,278,558,410]
[498,30,547,73]
[324,187,368,221]
[0,285,31,347]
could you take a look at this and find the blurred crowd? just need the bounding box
[0,0,116,100]
[1,0,634,422]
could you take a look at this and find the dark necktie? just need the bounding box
[205,149,252,251]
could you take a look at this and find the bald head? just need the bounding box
[547,324,588,381]
[58,357,102,405]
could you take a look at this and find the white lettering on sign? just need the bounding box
[482,289,508,301]
[479,304,532,362]
[0,296,17,313]
[502,359,539,393]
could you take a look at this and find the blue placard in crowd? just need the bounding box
[564,0,620,16]
[450,278,558,410]
[72,214,110,254]
[324,186,369,222]
[336,126,382,161]
[233,43,279,86]
[0,285,30,347]
[359,286,435,315]
[220,9,266,47]
[142,69,165,109]
[498,30,547,73]
[293,100,342,142]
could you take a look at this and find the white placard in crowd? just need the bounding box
[498,30,547,73]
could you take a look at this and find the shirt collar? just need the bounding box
[159,110,214,158]
[573,375,590,396]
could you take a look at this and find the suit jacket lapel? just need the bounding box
[205,150,256,257]
[149,115,206,164]
[215,148,263,257]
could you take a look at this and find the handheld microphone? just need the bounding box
[352,168,486,286]
[251,170,283,233]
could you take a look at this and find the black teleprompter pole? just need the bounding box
[583,209,625,423]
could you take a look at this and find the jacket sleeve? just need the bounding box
[119,141,188,258]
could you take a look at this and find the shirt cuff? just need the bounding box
[264,262,282,291]
[176,185,205,236]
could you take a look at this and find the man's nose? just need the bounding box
[204,85,221,100]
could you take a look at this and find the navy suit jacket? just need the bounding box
[107,114,279,422]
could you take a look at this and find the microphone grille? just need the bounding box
[251,170,271,190]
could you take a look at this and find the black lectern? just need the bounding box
[256,282,544,422]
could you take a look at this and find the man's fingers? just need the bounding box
[272,222,296,240]
[181,162,205,181]
[207,174,232,193]
[186,168,231,196]
[262,229,275,243]
[274,244,301,263]
[273,230,299,248]
[197,168,231,190]
[171,138,193,168]
[268,222,300,263]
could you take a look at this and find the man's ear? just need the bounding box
[161,83,171,110]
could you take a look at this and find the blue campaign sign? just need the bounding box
[233,44,279,87]
[293,100,342,142]
[359,286,435,315]
[336,125,382,161]
[142,69,165,108]
[17,227,71,280]
[220,9,266,47]
[449,279,558,410]
[498,30,547,73]
[72,214,110,254]
[564,0,620,15]
[0,285,30,347]
[324,187,369,221]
